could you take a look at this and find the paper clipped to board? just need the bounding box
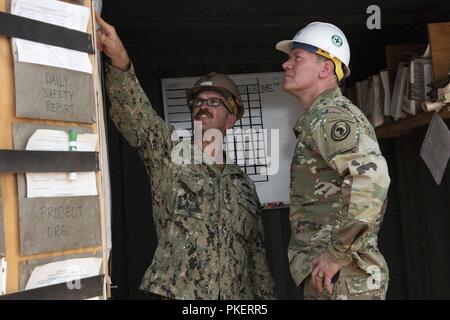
[25,257,102,290]
[0,258,6,295]
[25,129,98,198]
[11,0,92,74]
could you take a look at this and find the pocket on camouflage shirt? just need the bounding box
[236,182,257,213]
[235,192,258,241]
[172,172,205,220]
[238,196,257,215]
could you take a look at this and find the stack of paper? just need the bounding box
[11,0,92,73]
[0,258,6,295]
[25,257,102,290]
[390,62,409,120]
[25,129,98,198]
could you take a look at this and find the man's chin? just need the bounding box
[282,84,294,94]
[197,118,211,127]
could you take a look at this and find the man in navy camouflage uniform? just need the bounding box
[96,14,275,300]
[276,22,391,299]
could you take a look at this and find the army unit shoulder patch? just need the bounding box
[331,121,351,141]
[320,116,360,161]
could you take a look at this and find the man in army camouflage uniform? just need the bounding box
[276,22,391,300]
[95,14,276,300]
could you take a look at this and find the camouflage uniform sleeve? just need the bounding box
[311,110,391,265]
[105,61,173,158]
[249,198,277,299]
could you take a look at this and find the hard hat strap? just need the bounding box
[291,42,345,81]
[316,48,344,81]
[226,96,238,116]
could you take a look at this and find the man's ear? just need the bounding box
[225,114,237,130]
[319,59,335,79]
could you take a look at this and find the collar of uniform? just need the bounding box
[309,87,342,112]
[207,154,244,177]
[222,149,247,177]
[292,87,342,137]
[192,142,244,177]
[222,163,245,177]
[195,143,230,166]
[203,161,243,179]
[292,113,306,137]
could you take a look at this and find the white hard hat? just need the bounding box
[276,22,351,80]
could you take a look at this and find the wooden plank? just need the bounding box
[86,0,111,298]
[0,0,106,296]
[376,106,450,139]
[0,0,21,294]
[428,22,450,82]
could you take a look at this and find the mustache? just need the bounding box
[194,109,213,120]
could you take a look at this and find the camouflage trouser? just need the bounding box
[303,264,388,300]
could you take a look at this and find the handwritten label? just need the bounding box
[48,225,68,238]
[42,72,75,115]
[260,84,274,93]
[40,205,83,220]
[40,205,84,238]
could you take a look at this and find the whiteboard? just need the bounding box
[161,72,303,205]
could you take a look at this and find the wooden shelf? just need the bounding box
[375,105,450,139]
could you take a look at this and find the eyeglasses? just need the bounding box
[188,97,231,113]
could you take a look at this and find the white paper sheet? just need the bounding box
[11,0,92,73]
[25,257,102,290]
[25,129,98,198]
[0,258,6,295]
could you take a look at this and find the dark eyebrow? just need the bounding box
[289,52,303,59]
[290,49,304,56]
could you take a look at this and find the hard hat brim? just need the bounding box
[275,40,292,54]
[343,65,351,78]
[276,39,351,79]
[187,86,231,103]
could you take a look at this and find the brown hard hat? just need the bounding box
[186,72,244,119]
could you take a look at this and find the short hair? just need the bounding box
[316,54,338,83]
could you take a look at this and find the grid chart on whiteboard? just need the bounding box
[164,78,269,183]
